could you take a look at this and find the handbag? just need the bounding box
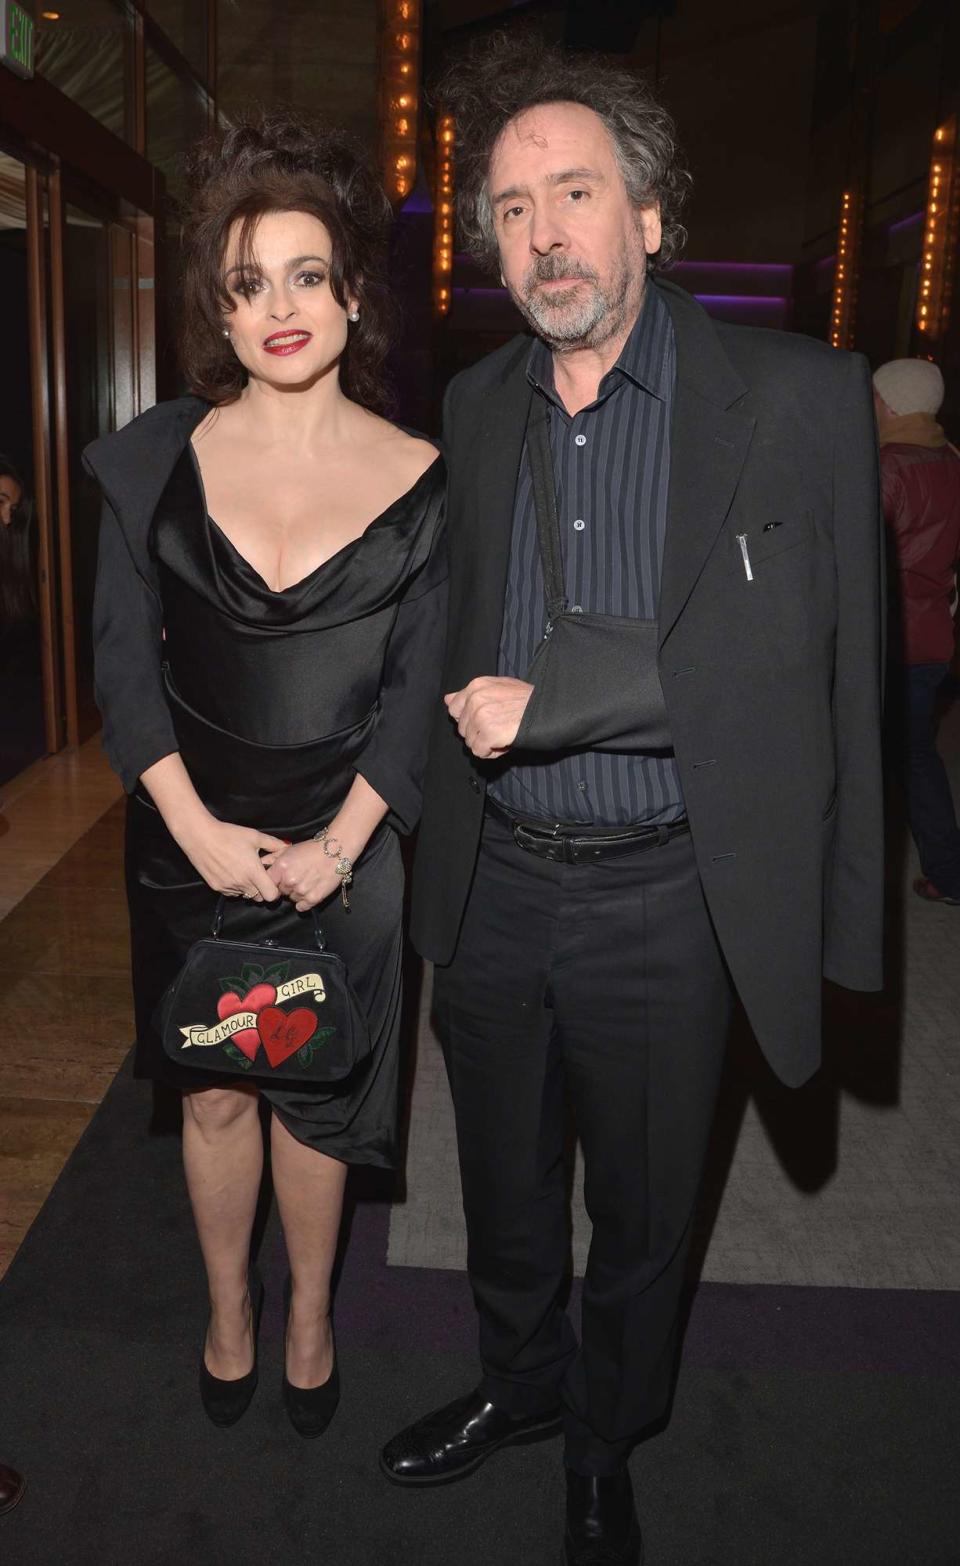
[158,898,370,1084]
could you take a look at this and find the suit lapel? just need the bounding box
[456,342,533,670]
[656,281,755,646]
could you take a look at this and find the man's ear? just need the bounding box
[638,202,663,256]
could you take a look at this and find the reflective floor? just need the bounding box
[0,738,127,1276]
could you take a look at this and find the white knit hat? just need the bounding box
[873,358,944,416]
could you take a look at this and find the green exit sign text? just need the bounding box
[1,0,35,79]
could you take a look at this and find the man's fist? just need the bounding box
[444,676,534,759]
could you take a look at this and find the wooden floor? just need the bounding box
[0,740,131,1278]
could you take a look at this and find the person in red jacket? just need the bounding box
[875,357,960,904]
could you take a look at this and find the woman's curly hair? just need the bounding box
[179,109,396,411]
[433,31,691,274]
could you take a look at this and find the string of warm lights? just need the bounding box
[829,188,861,350]
[434,112,454,316]
[379,0,421,208]
[916,116,957,349]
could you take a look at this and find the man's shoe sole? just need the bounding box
[380,1411,562,1487]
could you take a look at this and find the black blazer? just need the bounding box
[410,279,885,1089]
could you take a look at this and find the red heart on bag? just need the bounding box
[257,1006,318,1069]
[217,983,277,1062]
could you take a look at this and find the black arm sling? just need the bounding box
[515,400,672,755]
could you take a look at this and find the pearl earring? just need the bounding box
[348,309,360,322]
[222,328,230,338]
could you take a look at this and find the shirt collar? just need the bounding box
[526,280,672,408]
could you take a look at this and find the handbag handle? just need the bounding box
[211,896,326,952]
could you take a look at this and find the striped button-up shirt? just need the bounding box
[491,283,685,827]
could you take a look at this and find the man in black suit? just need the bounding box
[381,36,883,1565]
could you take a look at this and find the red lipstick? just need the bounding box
[262,330,312,356]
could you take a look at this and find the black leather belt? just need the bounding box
[485,796,690,864]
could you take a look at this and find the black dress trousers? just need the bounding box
[432,810,733,1474]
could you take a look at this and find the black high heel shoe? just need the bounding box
[282,1278,340,1439]
[199,1273,264,1427]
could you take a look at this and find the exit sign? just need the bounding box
[1,0,35,79]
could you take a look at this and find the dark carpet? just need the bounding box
[1,1056,958,1566]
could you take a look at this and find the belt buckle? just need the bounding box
[547,821,576,864]
[511,816,562,857]
[512,822,545,857]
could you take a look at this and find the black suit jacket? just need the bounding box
[410,279,885,1089]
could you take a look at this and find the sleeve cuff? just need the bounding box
[355,756,422,836]
[105,735,179,795]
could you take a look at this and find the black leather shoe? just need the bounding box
[380,1388,561,1486]
[564,1469,643,1564]
[0,1463,25,1516]
[199,1273,264,1427]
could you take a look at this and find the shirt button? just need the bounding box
[573,519,585,532]
[575,434,587,447]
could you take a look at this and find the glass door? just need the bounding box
[53,180,155,744]
[0,145,156,779]
[0,151,55,786]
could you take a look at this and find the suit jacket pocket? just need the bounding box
[724,510,815,575]
[716,510,823,663]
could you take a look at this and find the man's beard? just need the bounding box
[508,246,641,352]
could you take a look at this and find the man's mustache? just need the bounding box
[522,256,599,295]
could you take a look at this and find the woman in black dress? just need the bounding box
[84,115,444,1433]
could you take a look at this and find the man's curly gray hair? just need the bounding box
[433,31,692,274]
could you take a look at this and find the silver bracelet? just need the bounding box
[313,826,354,909]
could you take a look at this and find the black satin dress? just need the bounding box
[126,444,446,1165]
